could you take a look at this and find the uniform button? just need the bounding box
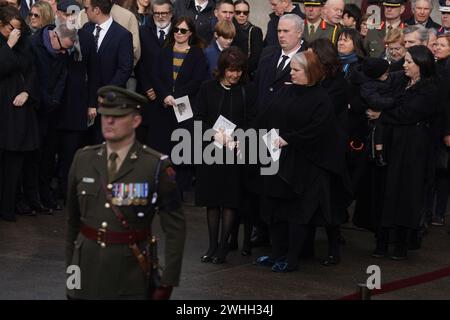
[107,184,113,190]
[81,190,86,195]
[104,203,110,208]
[101,222,108,229]
[269,87,274,92]
[100,243,106,248]
[137,212,144,218]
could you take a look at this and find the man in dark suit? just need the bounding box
[405,0,441,30]
[135,0,173,144]
[82,0,133,144]
[256,13,306,112]
[54,0,99,199]
[252,13,306,247]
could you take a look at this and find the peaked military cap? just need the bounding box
[302,0,324,7]
[439,0,450,13]
[97,86,148,116]
[382,0,407,7]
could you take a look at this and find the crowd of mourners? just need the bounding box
[1,0,450,272]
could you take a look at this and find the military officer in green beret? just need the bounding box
[364,0,407,57]
[65,86,186,300]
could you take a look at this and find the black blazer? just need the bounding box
[136,20,167,93]
[57,28,99,131]
[254,43,306,112]
[82,20,133,87]
[152,45,208,103]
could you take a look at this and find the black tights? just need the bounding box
[270,222,309,268]
[205,207,236,259]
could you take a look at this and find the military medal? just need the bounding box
[132,183,140,205]
[140,183,149,205]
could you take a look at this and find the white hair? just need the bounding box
[412,0,434,10]
[279,13,304,33]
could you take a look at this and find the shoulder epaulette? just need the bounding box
[141,144,168,160]
[81,144,103,151]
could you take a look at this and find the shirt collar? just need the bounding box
[194,0,208,12]
[97,16,113,33]
[106,143,133,165]
[157,23,171,36]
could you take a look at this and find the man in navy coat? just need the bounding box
[135,0,174,144]
[81,0,133,143]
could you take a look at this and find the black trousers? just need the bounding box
[0,150,25,218]
[270,222,309,268]
[56,130,86,199]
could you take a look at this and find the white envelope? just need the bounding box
[262,128,281,162]
[213,115,237,149]
[174,95,193,123]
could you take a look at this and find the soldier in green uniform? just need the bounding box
[302,0,325,43]
[65,86,186,299]
[364,0,407,57]
[307,0,344,45]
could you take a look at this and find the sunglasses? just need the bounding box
[173,27,190,34]
[28,12,40,18]
[235,10,249,16]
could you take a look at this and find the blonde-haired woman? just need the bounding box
[28,1,54,33]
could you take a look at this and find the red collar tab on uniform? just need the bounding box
[400,22,405,29]
[321,19,326,30]
[378,21,385,30]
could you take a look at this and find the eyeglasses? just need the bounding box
[153,11,171,18]
[388,46,403,52]
[55,31,71,51]
[7,21,16,30]
[28,12,40,18]
[235,10,249,16]
[173,27,190,34]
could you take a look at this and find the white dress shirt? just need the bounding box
[94,16,113,50]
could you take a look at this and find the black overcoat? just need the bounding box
[257,84,352,225]
[194,80,256,208]
[0,34,39,151]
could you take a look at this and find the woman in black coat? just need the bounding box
[0,4,39,222]
[195,47,256,264]
[150,16,208,194]
[255,51,351,272]
[232,0,263,80]
[366,46,439,260]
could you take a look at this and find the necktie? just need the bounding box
[310,24,315,35]
[387,25,393,32]
[159,30,165,44]
[29,0,33,9]
[196,5,202,13]
[94,25,102,51]
[108,152,118,182]
[275,55,289,78]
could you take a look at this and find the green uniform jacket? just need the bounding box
[65,141,186,299]
[364,22,406,58]
[303,19,341,45]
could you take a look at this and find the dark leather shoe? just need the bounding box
[29,200,52,214]
[16,201,36,216]
[241,248,252,256]
[200,255,213,263]
[375,154,387,167]
[391,246,407,260]
[322,255,340,266]
[212,256,226,264]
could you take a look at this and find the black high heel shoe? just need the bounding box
[200,247,217,263]
[322,255,340,266]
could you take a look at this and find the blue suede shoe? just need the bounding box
[271,260,298,273]
[253,256,275,267]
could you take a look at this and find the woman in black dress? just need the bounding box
[366,45,439,260]
[0,4,39,221]
[195,46,256,264]
[255,51,351,272]
[232,0,263,80]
